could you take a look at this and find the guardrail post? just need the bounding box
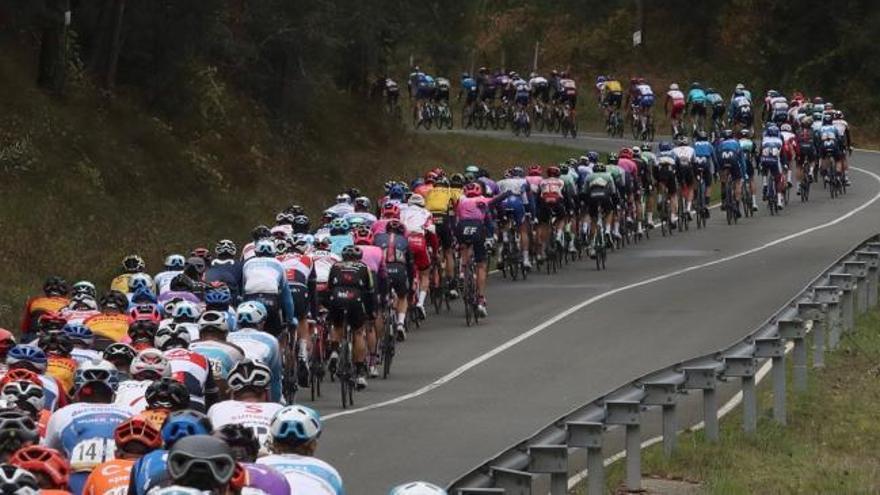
[528,445,568,495]
[855,250,879,306]
[798,302,825,367]
[779,319,807,391]
[723,354,758,434]
[458,489,506,495]
[642,380,682,455]
[606,401,642,492]
[567,422,604,495]
[814,286,842,349]
[682,366,720,441]
[755,333,786,425]
[491,467,532,495]
[829,273,855,333]
[843,261,868,314]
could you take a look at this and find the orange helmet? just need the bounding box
[0,369,41,387]
[381,202,400,219]
[9,446,70,489]
[114,417,163,451]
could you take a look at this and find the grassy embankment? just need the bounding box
[0,51,578,327]
[598,311,880,494]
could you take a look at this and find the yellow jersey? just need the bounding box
[605,80,623,93]
[425,186,462,214]
[84,314,131,343]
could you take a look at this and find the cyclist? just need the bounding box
[529,72,549,104]
[536,166,575,262]
[632,78,655,133]
[716,129,745,217]
[82,291,130,348]
[326,245,376,389]
[459,72,478,111]
[764,90,789,125]
[739,129,759,212]
[728,87,754,131]
[686,82,707,132]
[208,359,281,455]
[114,348,171,413]
[692,131,717,218]
[655,141,679,227]
[760,124,786,209]
[20,276,69,340]
[214,425,290,495]
[664,83,686,134]
[155,322,219,411]
[584,161,616,257]
[832,110,852,184]
[137,377,190,430]
[38,331,77,394]
[496,167,534,268]
[635,144,657,229]
[401,193,436,320]
[457,182,511,317]
[258,405,344,495]
[425,176,462,299]
[705,88,725,127]
[8,445,70,493]
[242,239,297,337]
[600,76,624,123]
[205,239,243,302]
[672,135,697,220]
[81,417,162,495]
[226,301,283,403]
[796,116,817,185]
[44,359,131,494]
[373,219,413,341]
[434,76,451,106]
[276,237,317,388]
[615,149,640,236]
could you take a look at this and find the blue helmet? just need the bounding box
[586,151,600,162]
[204,283,232,306]
[62,323,94,346]
[658,141,673,152]
[388,183,405,200]
[6,345,47,372]
[161,410,213,446]
[765,125,780,137]
[269,404,322,446]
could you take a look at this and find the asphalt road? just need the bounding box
[312,131,880,494]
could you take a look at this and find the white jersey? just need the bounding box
[529,76,548,87]
[833,119,849,138]
[672,146,695,166]
[114,379,152,413]
[154,270,182,295]
[208,400,282,455]
[325,203,354,217]
[399,205,434,236]
[311,250,341,285]
[242,257,287,295]
[636,84,653,96]
[667,89,684,101]
[72,348,102,366]
[257,454,344,495]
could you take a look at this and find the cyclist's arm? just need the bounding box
[307,267,318,319]
[204,367,220,409]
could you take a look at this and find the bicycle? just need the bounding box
[721,168,739,225]
[513,106,531,137]
[658,190,674,237]
[428,254,450,314]
[607,109,624,138]
[380,294,397,379]
[592,207,608,271]
[560,103,577,138]
[499,211,527,281]
[765,169,779,216]
[693,165,708,229]
[436,101,454,130]
[280,326,299,405]
[460,256,480,326]
[336,309,355,408]
[308,311,328,400]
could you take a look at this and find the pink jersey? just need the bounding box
[525,175,542,194]
[371,218,408,237]
[359,245,385,276]
[455,196,491,222]
[400,205,435,235]
[617,157,638,177]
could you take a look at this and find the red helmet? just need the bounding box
[129,304,160,323]
[463,182,482,197]
[381,203,400,219]
[191,247,211,259]
[424,171,438,184]
[546,166,561,177]
[38,312,67,331]
[619,148,633,159]
[114,417,162,451]
[352,227,374,245]
[0,369,41,387]
[527,165,543,176]
[431,167,446,178]
[9,446,70,489]
[386,219,406,234]
[0,329,16,359]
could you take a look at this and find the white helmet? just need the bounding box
[227,359,272,393]
[669,83,679,91]
[0,464,39,494]
[269,404,322,445]
[388,482,448,495]
[236,301,268,326]
[198,310,230,333]
[130,348,172,379]
[254,239,276,257]
[164,254,187,270]
[336,193,351,204]
[0,380,45,413]
[408,193,425,207]
[171,300,201,323]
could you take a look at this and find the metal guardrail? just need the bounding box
[448,235,880,495]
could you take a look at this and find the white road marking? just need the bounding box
[324,165,880,421]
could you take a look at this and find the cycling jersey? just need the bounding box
[761,136,785,174]
[538,177,566,205]
[114,379,152,413]
[328,234,353,257]
[208,400,283,455]
[111,274,155,294]
[46,354,77,393]
[241,256,296,329]
[635,84,654,107]
[81,313,130,346]
[235,463,290,495]
[716,138,745,179]
[190,339,244,384]
[258,454,345,495]
[359,244,385,278]
[311,250,341,286]
[20,295,69,335]
[128,449,168,495]
[71,348,102,366]
[163,348,218,409]
[425,186,460,214]
[82,458,134,495]
[706,91,724,107]
[205,259,243,300]
[327,260,376,329]
[456,195,495,222]
[400,205,435,236]
[60,308,101,325]
[154,270,182,295]
[687,88,707,105]
[226,329,283,403]
[605,80,623,93]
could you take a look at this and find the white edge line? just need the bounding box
[324,166,880,421]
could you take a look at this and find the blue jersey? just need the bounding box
[461,77,477,93]
[706,92,724,106]
[687,88,707,105]
[189,339,244,380]
[227,328,283,402]
[328,234,353,256]
[693,140,717,173]
[716,139,745,175]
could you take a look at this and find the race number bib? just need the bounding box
[70,438,115,471]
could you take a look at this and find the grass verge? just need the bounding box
[599,310,880,494]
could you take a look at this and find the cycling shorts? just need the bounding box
[669,100,685,120]
[587,186,614,217]
[760,156,782,176]
[499,198,525,226]
[690,101,706,116]
[416,86,433,100]
[455,219,488,263]
[289,284,308,320]
[655,167,678,194]
[604,92,623,109]
[820,140,840,159]
[712,104,725,120]
[720,160,743,181]
[432,213,454,250]
[407,233,431,271]
[481,89,496,101]
[677,164,696,187]
[638,94,655,108]
[465,91,478,105]
[536,200,566,224]
[533,86,550,103]
[385,263,410,299]
[328,296,367,330]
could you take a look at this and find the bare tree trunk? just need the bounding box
[104,0,126,90]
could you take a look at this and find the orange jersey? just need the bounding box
[137,408,169,431]
[20,296,69,333]
[81,458,134,495]
[40,490,73,495]
[83,313,132,343]
[46,356,77,393]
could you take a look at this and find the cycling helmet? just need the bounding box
[226,359,272,393]
[780,123,793,132]
[6,345,46,373]
[607,152,619,164]
[462,182,482,197]
[352,227,374,246]
[511,166,525,177]
[270,404,322,446]
[68,293,98,311]
[114,416,163,452]
[71,280,97,298]
[593,163,607,172]
[560,164,571,176]
[274,238,289,255]
[388,482,448,495]
[586,151,600,163]
[253,239,276,257]
[335,193,351,205]
[321,210,338,225]
[381,203,400,219]
[8,446,69,489]
[669,83,679,91]
[619,148,633,160]
[767,89,779,98]
[641,142,653,152]
[190,247,211,262]
[214,239,237,257]
[127,273,152,294]
[675,135,689,146]
[450,173,466,187]
[285,204,305,216]
[765,125,781,137]
[291,234,311,253]
[0,381,44,414]
[341,245,363,261]
[171,300,200,323]
[423,172,437,185]
[74,358,119,388]
[145,377,190,411]
[166,435,236,490]
[103,342,137,367]
[275,212,295,226]
[0,330,14,360]
[690,82,702,89]
[36,312,66,332]
[198,310,230,334]
[161,410,213,446]
[130,348,172,380]
[658,141,673,152]
[353,196,371,212]
[464,164,480,175]
[128,319,159,344]
[164,254,187,270]
[236,301,268,326]
[292,215,310,234]
[740,129,752,138]
[252,225,272,242]
[42,276,68,297]
[721,129,734,139]
[596,75,607,84]
[0,463,39,494]
[61,323,94,347]
[122,255,146,273]
[130,303,161,322]
[99,290,129,311]
[155,321,191,350]
[329,218,350,234]
[212,424,259,462]
[204,282,232,307]
[822,113,833,125]
[706,87,716,94]
[408,193,425,207]
[386,219,406,234]
[36,331,72,356]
